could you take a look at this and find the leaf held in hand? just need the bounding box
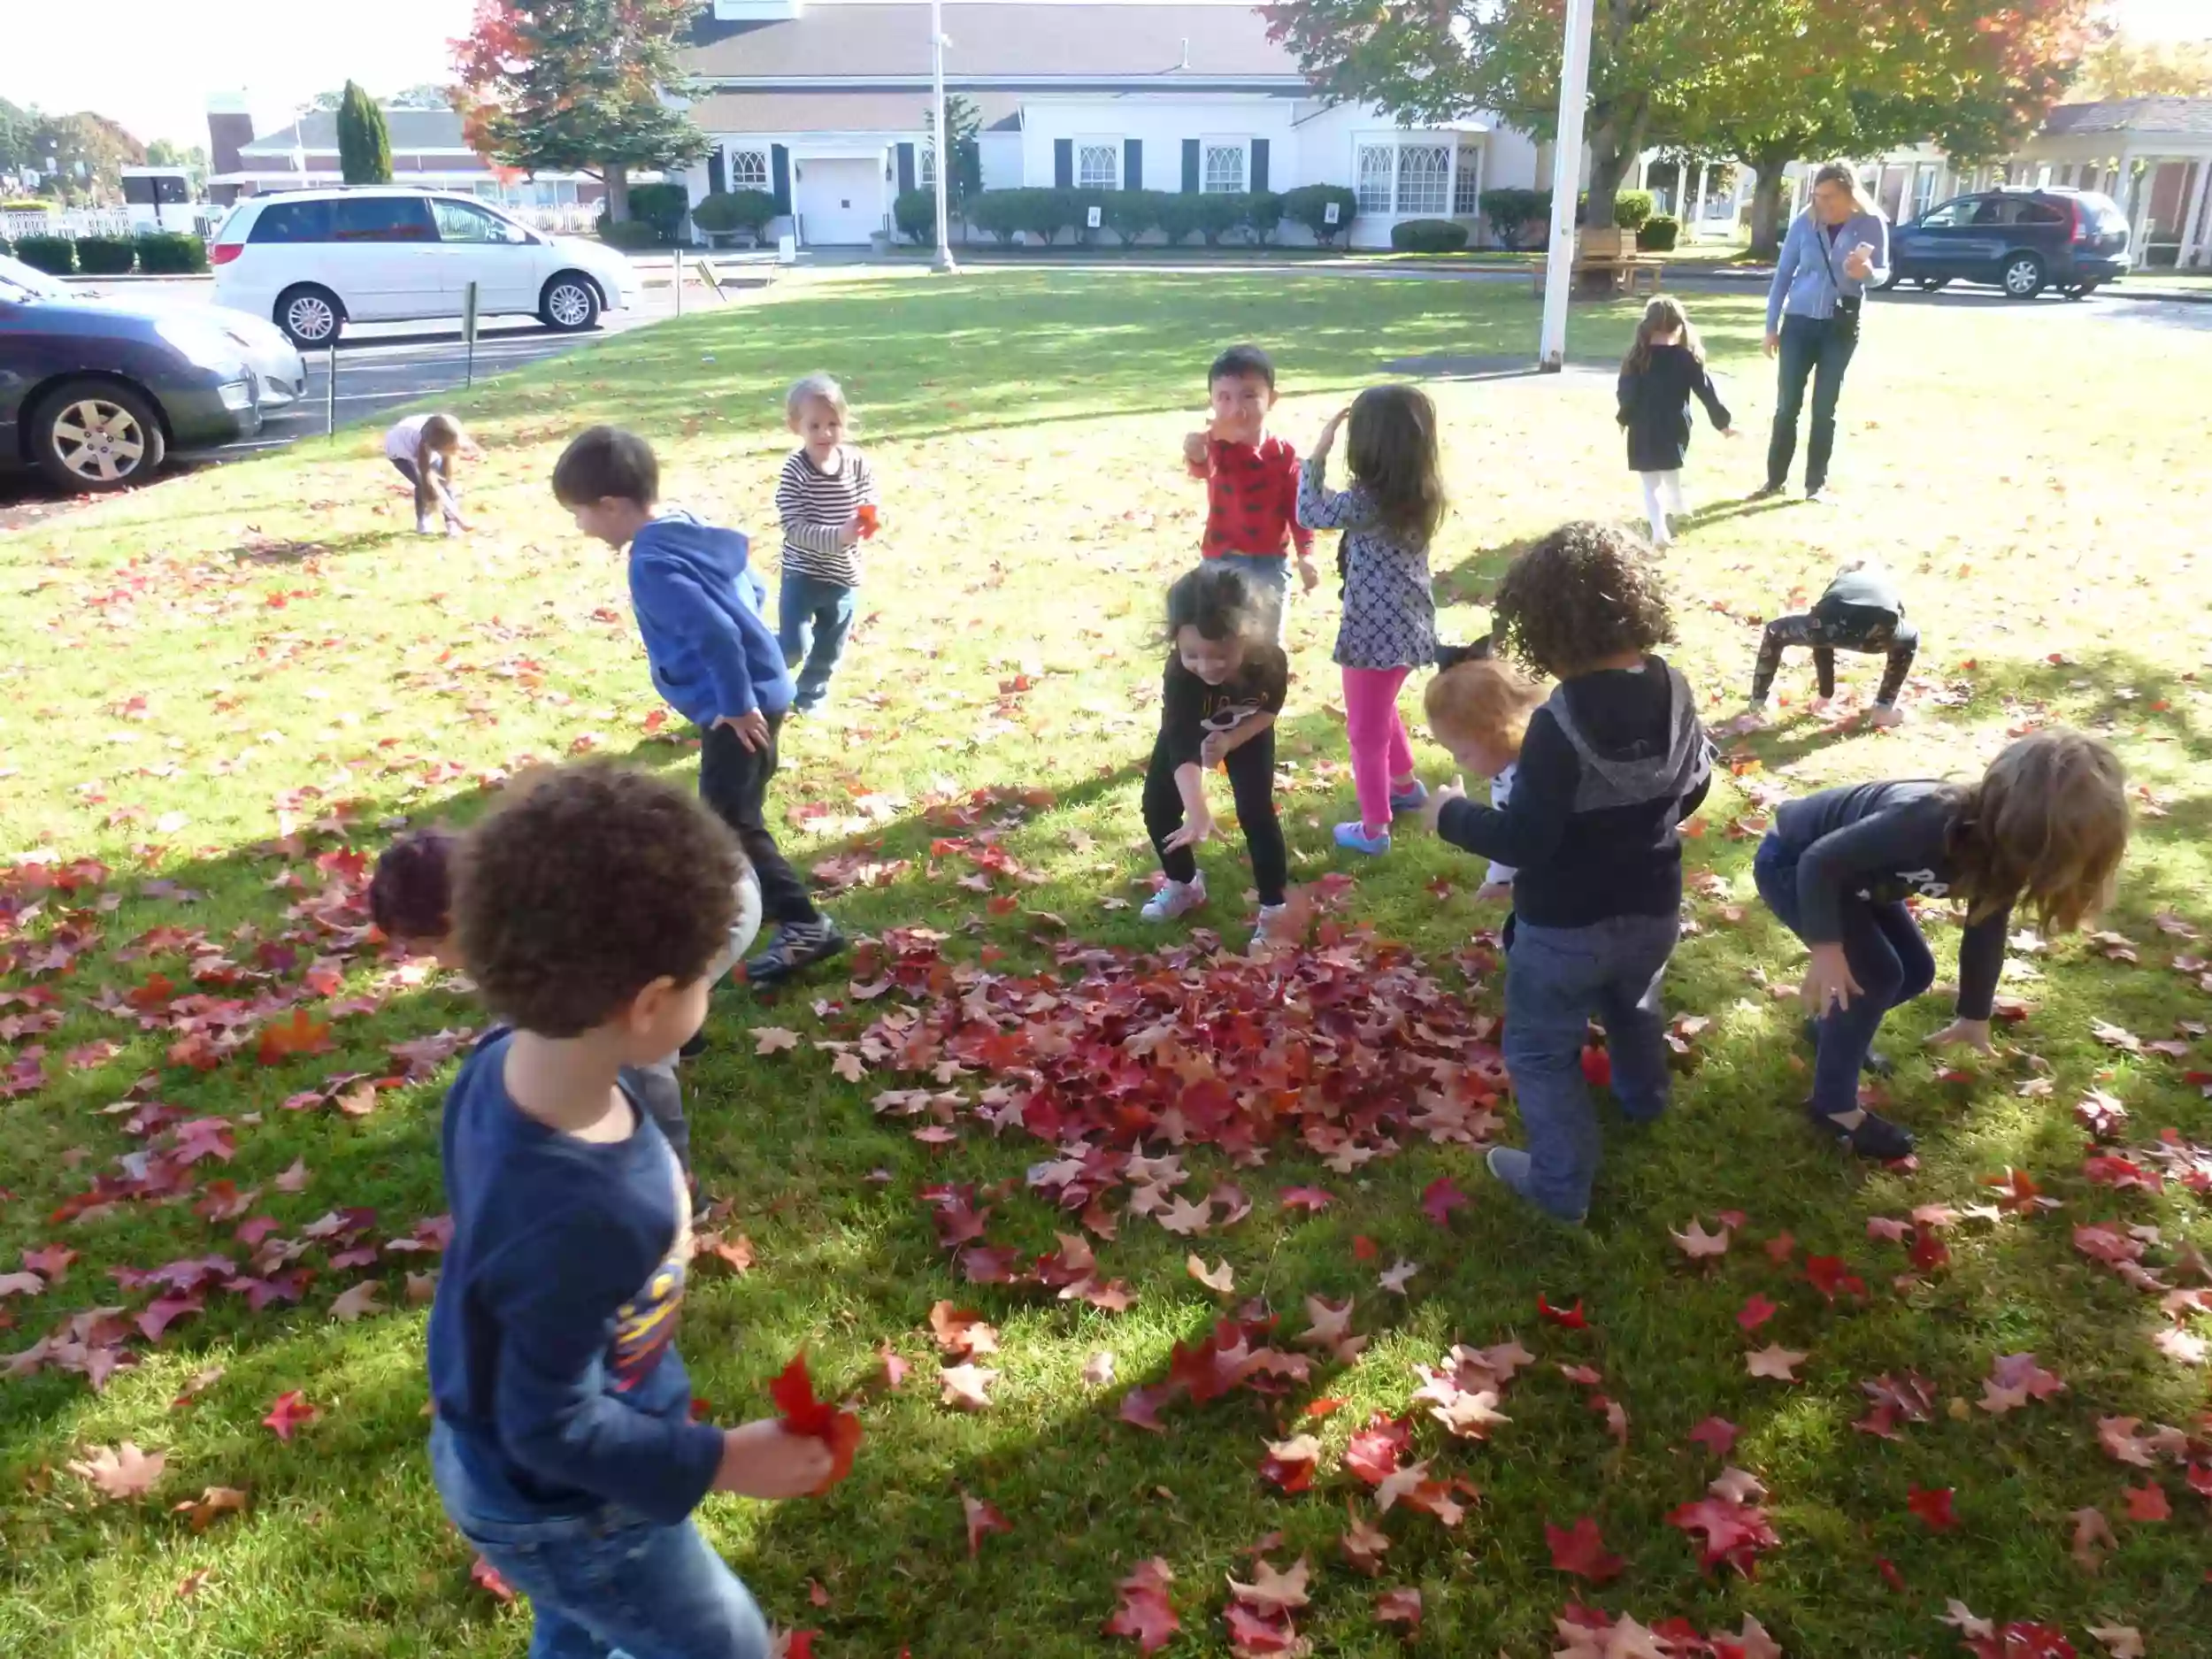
[767,1351,863,1490]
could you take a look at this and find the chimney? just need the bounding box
[206,92,254,179]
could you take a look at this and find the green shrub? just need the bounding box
[969,190,1021,245]
[15,234,76,275]
[3,197,51,212]
[73,234,138,275]
[1479,188,1549,250]
[1390,218,1470,253]
[692,189,778,240]
[135,232,207,274]
[595,216,664,251]
[1102,188,1159,246]
[1282,184,1357,248]
[1611,191,1655,233]
[892,188,938,245]
[1012,188,1075,244]
[1194,191,1248,246]
[626,182,691,244]
[1637,215,1680,252]
[1246,189,1285,245]
[1154,193,1202,246]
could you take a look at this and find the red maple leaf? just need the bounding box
[469,1555,515,1602]
[1687,1417,1740,1457]
[1102,1557,1179,1653]
[1420,1176,1469,1228]
[1579,1045,1611,1087]
[1279,1186,1333,1213]
[767,1350,862,1492]
[1544,1515,1625,1582]
[261,1390,319,1441]
[2123,1481,2170,1523]
[962,1491,1011,1557]
[1907,1486,1959,1531]
[1343,1413,1412,1485]
[1736,1293,1778,1332]
[255,1009,334,1065]
[1538,1294,1588,1329]
[1667,1494,1779,1576]
[1803,1254,1866,1302]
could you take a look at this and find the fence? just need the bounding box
[4,205,226,243]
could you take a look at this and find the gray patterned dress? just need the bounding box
[1297,457,1437,671]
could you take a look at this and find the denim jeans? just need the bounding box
[1753,833,1935,1116]
[1212,553,1290,644]
[1503,914,1680,1218]
[429,1420,770,1659]
[776,572,856,710]
[1765,311,1859,492]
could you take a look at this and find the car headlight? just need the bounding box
[218,380,254,411]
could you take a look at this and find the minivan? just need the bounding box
[210,188,642,347]
[1886,188,2131,301]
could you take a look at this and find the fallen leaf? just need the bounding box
[1102,1556,1179,1653]
[328,1281,384,1323]
[1687,1417,1740,1457]
[962,1491,1011,1558]
[2124,1481,2170,1523]
[2069,1505,2116,1571]
[1258,1435,1320,1494]
[1908,1486,1959,1531]
[175,1569,211,1600]
[1736,1293,1778,1332]
[1226,1555,1311,1614]
[940,1363,998,1410]
[173,1485,249,1531]
[1420,1176,1469,1228]
[1373,1586,1421,1633]
[260,1391,319,1441]
[1187,1255,1235,1294]
[926,1301,1000,1361]
[1745,1344,1808,1381]
[2088,1624,2146,1658]
[470,1555,516,1602]
[752,1026,801,1056]
[1544,1514,1624,1583]
[1671,1217,1731,1260]
[1080,1350,1116,1388]
[66,1441,165,1502]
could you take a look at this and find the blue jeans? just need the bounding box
[1754,833,1934,1116]
[1503,914,1679,1218]
[1213,553,1290,644]
[1765,311,1859,492]
[429,1421,770,1659]
[776,573,856,710]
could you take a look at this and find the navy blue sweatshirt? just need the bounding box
[1770,780,2010,1020]
[1437,657,1712,928]
[627,511,794,727]
[427,1032,723,1525]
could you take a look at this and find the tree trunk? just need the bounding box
[1582,137,1631,229]
[1748,150,1792,261]
[604,163,632,223]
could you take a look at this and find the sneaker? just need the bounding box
[1808,1103,1915,1160]
[1868,703,1905,729]
[1486,1146,1586,1225]
[1800,1018,1893,1078]
[1333,821,1391,856]
[416,514,436,535]
[1806,483,1838,504]
[1387,779,1429,815]
[1141,874,1206,923]
[743,917,848,987]
[1250,902,1291,953]
[1749,481,1786,502]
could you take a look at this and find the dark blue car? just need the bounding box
[1886,187,2132,301]
[0,254,272,493]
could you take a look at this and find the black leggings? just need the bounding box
[1750,611,1919,706]
[1142,730,1287,907]
[697,715,820,928]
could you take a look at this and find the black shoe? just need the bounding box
[1749,481,1786,501]
[744,918,848,987]
[1801,1018,1893,1078]
[1809,1104,1915,1160]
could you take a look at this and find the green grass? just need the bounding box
[2,269,2208,1658]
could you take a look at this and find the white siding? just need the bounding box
[1017,97,1298,193]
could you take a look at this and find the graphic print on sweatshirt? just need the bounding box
[606,1158,694,1392]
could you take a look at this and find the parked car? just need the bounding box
[209,188,643,348]
[1886,188,2131,301]
[0,254,269,492]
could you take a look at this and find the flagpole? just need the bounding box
[932,0,958,273]
[1538,0,1595,370]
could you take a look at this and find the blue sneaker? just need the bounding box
[1333,821,1391,856]
[1486,1146,1586,1225]
[1388,780,1429,815]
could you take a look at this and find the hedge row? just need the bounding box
[3,231,210,277]
[1478,188,1659,251]
[892,184,1362,249]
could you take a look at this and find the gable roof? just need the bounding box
[693,89,1024,134]
[2040,97,2212,140]
[242,108,469,157]
[685,3,1307,82]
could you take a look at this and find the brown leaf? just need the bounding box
[1186,1255,1234,1294]
[174,1485,249,1532]
[2068,1505,2116,1571]
[1226,1554,1310,1614]
[1744,1344,1808,1381]
[939,1363,998,1410]
[752,1026,801,1056]
[404,1271,439,1304]
[1670,1217,1731,1259]
[66,1441,165,1502]
[328,1281,384,1323]
[926,1301,999,1360]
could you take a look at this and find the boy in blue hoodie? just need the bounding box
[554,426,844,986]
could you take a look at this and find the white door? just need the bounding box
[327,195,444,322]
[794,158,882,245]
[429,197,541,316]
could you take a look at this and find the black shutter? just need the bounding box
[1182,138,1201,193]
[896,142,916,195]
[708,150,727,195]
[1055,138,1073,188]
[1251,139,1270,194]
[1124,138,1141,192]
[771,144,791,214]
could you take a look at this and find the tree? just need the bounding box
[337,81,395,185]
[388,83,457,111]
[25,111,144,204]
[142,139,211,189]
[0,97,35,176]
[2073,30,2212,100]
[451,0,710,222]
[924,91,984,231]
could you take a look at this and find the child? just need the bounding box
[367,826,764,1174]
[1419,523,1713,1224]
[774,373,878,713]
[552,426,845,987]
[1616,296,1736,549]
[1423,657,1546,901]
[1181,344,1319,641]
[384,411,475,536]
[1141,563,1290,949]
[1755,729,2127,1158]
[1297,387,1446,856]
[426,763,832,1657]
[1747,557,1919,728]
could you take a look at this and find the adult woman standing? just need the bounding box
[1758,163,1890,503]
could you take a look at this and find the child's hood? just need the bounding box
[1542,659,1709,809]
[631,510,752,577]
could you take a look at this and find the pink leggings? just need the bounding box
[1342,665,1416,834]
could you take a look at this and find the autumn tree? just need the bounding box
[2074,30,2212,100]
[450,0,709,222]
[337,81,395,186]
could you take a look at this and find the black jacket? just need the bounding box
[1617,343,1732,473]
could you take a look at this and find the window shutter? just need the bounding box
[1250,139,1270,195]
[1124,138,1142,192]
[1055,139,1073,189]
[708,150,727,196]
[896,142,916,196]
[1182,139,1201,194]
[771,145,792,215]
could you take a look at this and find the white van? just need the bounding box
[210,188,641,348]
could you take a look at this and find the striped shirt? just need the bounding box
[776,446,876,587]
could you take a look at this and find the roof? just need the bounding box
[2039,97,2212,140]
[242,108,472,157]
[685,3,1308,81]
[692,88,1024,134]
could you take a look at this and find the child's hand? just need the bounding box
[1296,556,1320,594]
[1802,941,1863,1015]
[838,514,864,549]
[1723,426,1743,440]
[1924,1018,1994,1056]
[714,710,771,752]
[1314,406,1351,452]
[1198,732,1227,770]
[1163,807,1214,852]
[1182,426,1212,470]
[713,1418,836,1500]
[1474,881,1513,904]
[1421,777,1466,833]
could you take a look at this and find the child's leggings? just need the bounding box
[1141,729,1287,907]
[1341,666,1415,835]
[1639,470,1686,541]
[1750,611,1920,707]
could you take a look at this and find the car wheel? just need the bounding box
[1915,276,1950,293]
[541,273,602,333]
[275,285,344,349]
[30,379,168,494]
[2001,253,2046,300]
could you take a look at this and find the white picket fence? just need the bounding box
[4,205,225,242]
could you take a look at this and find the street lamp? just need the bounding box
[931,0,957,273]
[1537,0,1595,371]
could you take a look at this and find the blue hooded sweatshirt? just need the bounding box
[626,511,794,725]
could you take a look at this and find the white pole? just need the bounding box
[2177,157,2212,269]
[931,0,958,273]
[1691,161,1709,236]
[1538,0,1595,371]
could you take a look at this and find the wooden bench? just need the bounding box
[1529,228,1667,299]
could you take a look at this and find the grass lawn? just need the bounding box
[4,269,2210,1659]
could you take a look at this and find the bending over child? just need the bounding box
[1423,657,1546,902]
[1747,557,1918,728]
[384,412,476,536]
